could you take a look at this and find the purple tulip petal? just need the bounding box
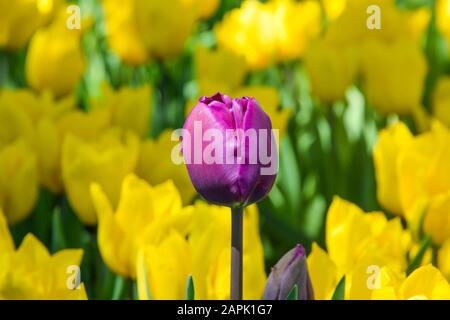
[182,93,277,207]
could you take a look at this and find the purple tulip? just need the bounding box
[263,244,315,300]
[182,93,278,207]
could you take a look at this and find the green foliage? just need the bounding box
[186,275,195,300]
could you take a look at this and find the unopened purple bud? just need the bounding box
[263,244,314,300]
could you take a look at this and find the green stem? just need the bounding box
[230,206,243,300]
[112,275,126,300]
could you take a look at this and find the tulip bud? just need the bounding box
[182,93,278,207]
[263,244,314,300]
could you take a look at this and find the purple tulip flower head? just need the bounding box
[263,244,314,300]
[181,93,278,207]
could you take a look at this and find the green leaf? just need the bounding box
[332,276,345,300]
[112,275,126,300]
[279,136,302,215]
[185,275,195,300]
[407,235,432,275]
[286,284,298,300]
[31,187,56,246]
[51,208,67,252]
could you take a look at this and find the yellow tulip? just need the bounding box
[311,0,429,106]
[191,45,291,138]
[57,109,111,142]
[325,0,430,46]
[0,140,38,225]
[326,197,409,276]
[433,77,450,128]
[402,8,432,43]
[62,129,139,225]
[326,197,374,274]
[26,9,85,97]
[396,130,437,213]
[374,121,450,244]
[345,250,402,300]
[0,89,75,193]
[215,0,321,69]
[40,107,111,193]
[368,266,405,300]
[0,209,87,299]
[307,197,449,299]
[137,201,266,300]
[0,0,61,50]
[215,0,276,69]
[0,90,118,195]
[304,40,360,103]
[102,0,215,62]
[423,192,450,245]
[92,83,153,138]
[101,0,150,65]
[373,122,413,215]
[274,0,322,61]
[400,265,450,299]
[91,174,193,278]
[439,240,450,281]
[0,96,34,149]
[307,243,338,300]
[437,0,450,45]
[197,0,220,19]
[322,0,347,20]
[421,123,450,197]
[134,0,200,59]
[373,265,450,299]
[0,89,75,125]
[304,196,450,300]
[138,230,191,300]
[189,203,266,300]
[194,45,248,96]
[361,40,427,115]
[136,130,196,204]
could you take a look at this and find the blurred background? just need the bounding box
[0,0,449,300]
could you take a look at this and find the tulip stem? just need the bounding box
[230,206,243,300]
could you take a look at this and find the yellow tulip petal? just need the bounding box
[92,83,152,138]
[26,9,85,97]
[0,208,14,254]
[0,140,38,224]
[307,243,338,300]
[102,0,149,65]
[374,121,413,215]
[91,183,129,277]
[326,197,372,273]
[62,130,139,225]
[438,240,450,281]
[136,130,196,204]
[433,77,450,128]
[424,192,450,245]
[361,40,427,115]
[143,230,191,300]
[400,265,450,299]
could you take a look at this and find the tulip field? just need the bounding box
[0,0,450,301]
